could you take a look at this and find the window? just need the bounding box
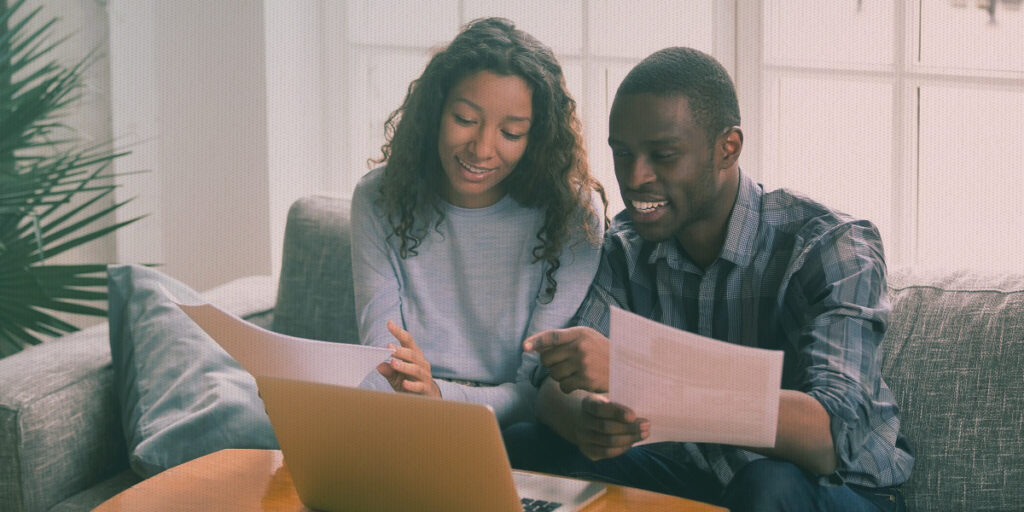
[759,0,1024,272]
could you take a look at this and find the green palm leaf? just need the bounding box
[0,0,144,357]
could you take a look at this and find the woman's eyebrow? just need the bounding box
[452,97,483,112]
[452,98,531,123]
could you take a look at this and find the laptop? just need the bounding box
[255,376,606,512]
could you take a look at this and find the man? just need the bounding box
[506,47,914,511]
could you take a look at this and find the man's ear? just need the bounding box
[717,126,743,168]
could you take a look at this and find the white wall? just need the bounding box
[108,0,274,291]
[264,0,331,282]
[106,0,334,291]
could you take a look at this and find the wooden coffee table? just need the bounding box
[94,449,725,511]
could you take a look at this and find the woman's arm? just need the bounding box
[350,173,411,393]
[350,173,405,350]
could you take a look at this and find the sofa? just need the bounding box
[1,195,1022,511]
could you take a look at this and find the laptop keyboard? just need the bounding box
[520,497,562,512]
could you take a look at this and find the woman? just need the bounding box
[351,17,606,427]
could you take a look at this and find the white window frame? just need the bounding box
[742,0,1024,271]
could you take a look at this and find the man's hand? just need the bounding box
[523,326,610,393]
[575,394,649,460]
[377,320,441,398]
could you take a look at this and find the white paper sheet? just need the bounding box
[171,292,391,388]
[608,306,783,448]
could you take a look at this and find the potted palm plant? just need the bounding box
[0,0,142,357]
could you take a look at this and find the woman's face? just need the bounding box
[437,70,533,208]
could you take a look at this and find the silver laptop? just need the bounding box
[255,376,606,512]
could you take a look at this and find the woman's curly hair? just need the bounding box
[372,17,607,302]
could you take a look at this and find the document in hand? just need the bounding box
[608,306,783,448]
[170,292,391,387]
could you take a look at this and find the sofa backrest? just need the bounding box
[272,195,359,344]
[882,268,1024,511]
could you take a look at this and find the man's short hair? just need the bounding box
[616,47,740,146]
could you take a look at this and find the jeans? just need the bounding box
[503,422,905,512]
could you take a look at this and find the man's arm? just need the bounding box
[532,328,839,474]
[787,221,893,478]
[749,390,837,475]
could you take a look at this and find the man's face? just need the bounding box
[608,93,720,242]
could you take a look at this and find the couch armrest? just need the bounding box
[0,274,278,512]
[0,324,123,512]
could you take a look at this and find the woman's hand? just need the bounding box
[377,320,442,398]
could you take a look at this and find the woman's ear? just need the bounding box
[717,126,743,168]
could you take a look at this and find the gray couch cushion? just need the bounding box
[272,195,359,344]
[883,268,1024,511]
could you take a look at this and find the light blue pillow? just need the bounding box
[107,264,277,477]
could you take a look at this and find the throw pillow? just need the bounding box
[107,263,277,478]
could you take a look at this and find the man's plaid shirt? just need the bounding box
[574,171,914,488]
